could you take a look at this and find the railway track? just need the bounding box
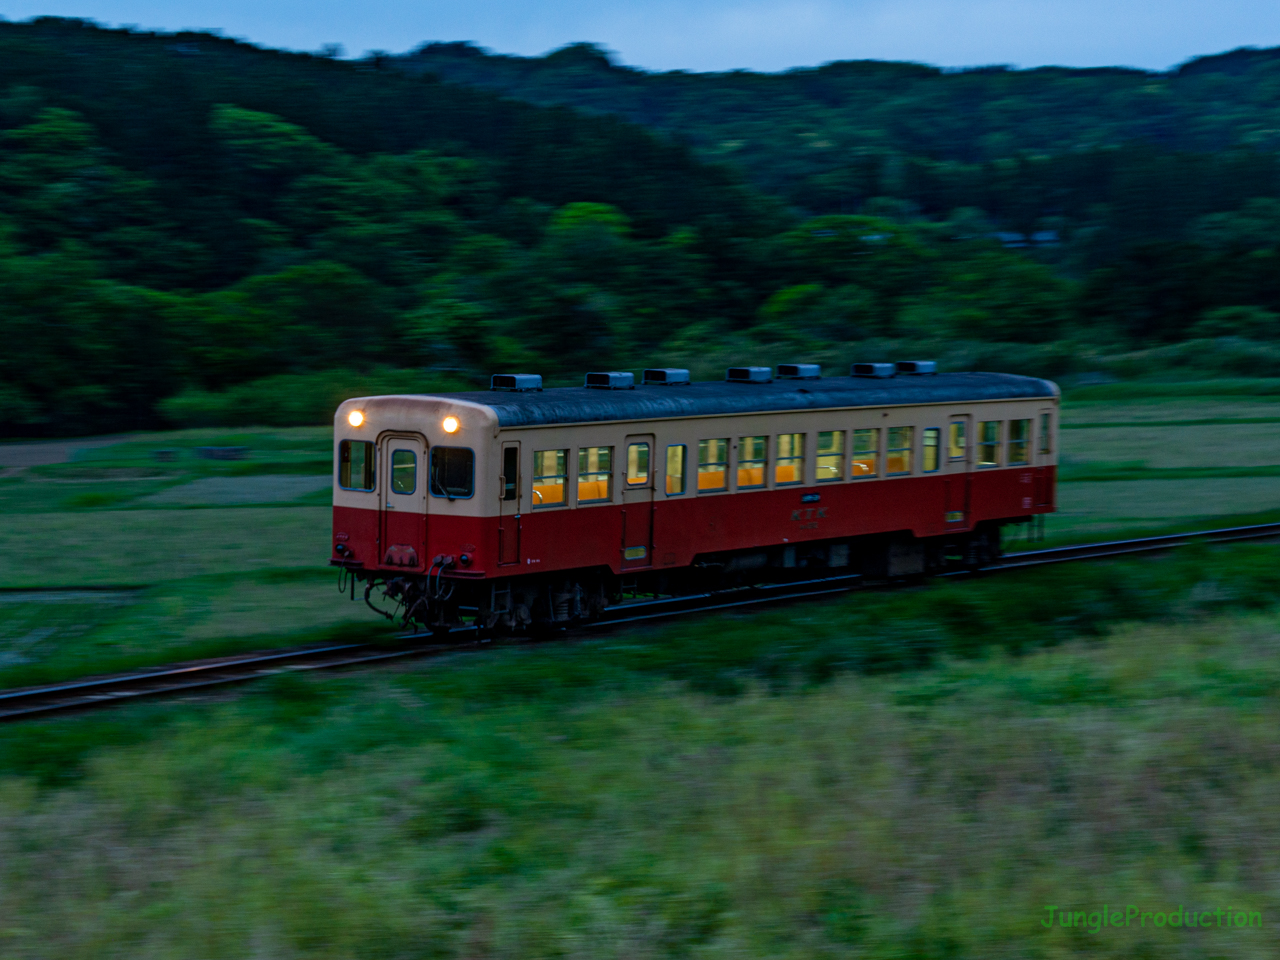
[5,519,1280,722]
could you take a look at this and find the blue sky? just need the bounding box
[3,0,1278,72]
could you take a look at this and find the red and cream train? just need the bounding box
[330,363,1058,630]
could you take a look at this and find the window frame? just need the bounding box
[775,433,804,486]
[851,427,880,478]
[532,448,569,508]
[391,448,418,495]
[338,439,375,492]
[428,446,475,500]
[886,426,914,476]
[978,421,1002,468]
[816,430,844,483]
[697,438,729,493]
[922,428,941,473]
[737,435,768,490]
[1008,419,1031,466]
[577,445,614,504]
[666,444,687,496]
[626,442,651,487]
[948,421,967,461]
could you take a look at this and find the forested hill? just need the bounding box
[403,42,1280,235]
[6,18,1280,438]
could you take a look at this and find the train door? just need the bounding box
[620,434,655,569]
[378,433,427,570]
[1034,407,1054,508]
[944,414,972,526]
[498,441,522,566]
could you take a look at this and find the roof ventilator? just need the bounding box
[726,366,773,383]
[895,360,937,375]
[491,373,543,392]
[851,363,896,378]
[777,363,821,380]
[584,371,636,390]
[642,368,691,385]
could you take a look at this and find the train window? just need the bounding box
[502,446,518,501]
[533,449,567,506]
[698,438,728,491]
[817,431,843,481]
[851,428,879,477]
[1039,412,1052,455]
[626,443,650,486]
[978,421,1001,466]
[666,445,687,495]
[738,436,767,489]
[923,428,940,472]
[1008,419,1031,465]
[578,446,613,502]
[392,449,417,494]
[886,427,914,475]
[776,433,804,485]
[949,421,967,460]
[429,447,474,499]
[338,440,374,490]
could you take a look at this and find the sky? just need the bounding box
[2,0,1279,73]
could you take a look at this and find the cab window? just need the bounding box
[698,439,728,491]
[533,449,567,506]
[578,446,613,502]
[339,440,374,490]
[886,426,913,475]
[392,449,417,494]
[666,445,687,495]
[775,433,804,485]
[738,436,767,489]
[429,447,473,499]
[1039,413,1052,455]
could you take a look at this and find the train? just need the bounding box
[330,362,1058,631]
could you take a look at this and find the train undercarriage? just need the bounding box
[343,520,1031,634]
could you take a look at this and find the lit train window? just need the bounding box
[922,429,940,472]
[391,450,417,494]
[1039,413,1052,455]
[578,446,613,502]
[851,428,879,477]
[698,439,728,491]
[776,434,804,485]
[1008,419,1030,465]
[978,421,1001,466]
[338,440,374,490]
[666,445,686,495]
[429,447,474,499]
[948,421,966,460]
[626,443,650,485]
[886,427,914,475]
[817,431,843,481]
[533,449,567,506]
[738,436,767,489]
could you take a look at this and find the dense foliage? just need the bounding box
[5,18,1280,433]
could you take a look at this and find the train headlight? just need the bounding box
[348,410,364,427]
[442,416,459,434]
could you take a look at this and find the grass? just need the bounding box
[1,546,1279,956]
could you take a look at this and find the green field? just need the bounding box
[1,547,1279,957]
[2,394,1280,682]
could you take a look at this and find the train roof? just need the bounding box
[433,372,1058,428]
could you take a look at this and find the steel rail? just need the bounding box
[5,519,1280,722]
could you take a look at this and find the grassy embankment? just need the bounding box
[1,545,1279,956]
[4,381,1280,684]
